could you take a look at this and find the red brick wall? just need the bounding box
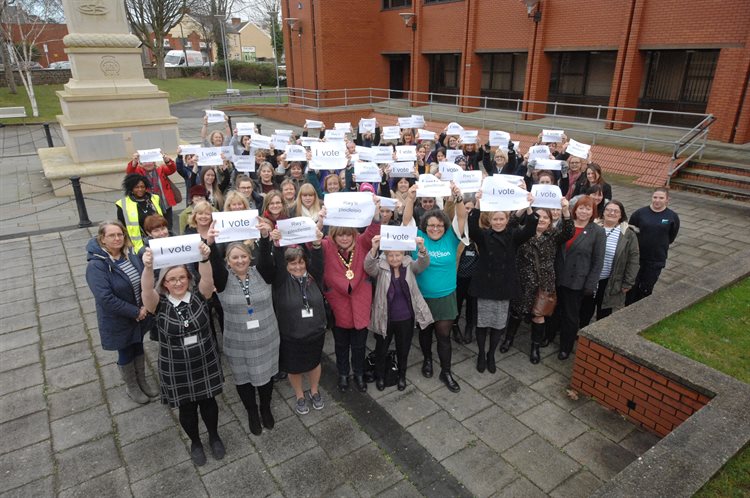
[571,337,711,437]
[8,23,68,66]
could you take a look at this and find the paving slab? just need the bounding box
[441,442,519,498]
[0,313,38,334]
[0,329,39,355]
[0,476,55,498]
[251,413,318,467]
[618,428,661,456]
[0,410,49,454]
[407,410,477,461]
[57,436,121,491]
[481,376,545,416]
[377,479,424,498]
[58,468,131,498]
[43,340,92,370]
[549,470,603,498]
[121,427,189,482]
[494,477,547,498]
[113,402,175,446]
[0,440,53,493]
[563,431,637,481]
[335,442,405,496]
[571,400,637,443]
[308,411,371,459]
[0,385,46,424]
[0,344,39,374]
[270,446,344,498]
[47,381,104,421]
[452,356,510,390]
[502,435,580,493]
[462,405,533,454]
[0,363,43,397]
[130,460,207,498]
[376,384,441,428]
[517,401,590,447]
[201,453,279,497]
[45,358,98,392]
[194,421,257,475]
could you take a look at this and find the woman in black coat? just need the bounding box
[555,196,606,360]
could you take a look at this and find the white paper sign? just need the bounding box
[534,159,563,171]
[354,162,382,183]
[373,146,395,163]
[323,192,376,228]
[417,129,435,141]
[489,131,511,148]
[251,134,272,150]
[446,122,463,135]
[137,148,162,163]
[205,110,225,124]
[380,225,417,251]
[531,184,563,209]
[542,130,564,143]
[236,122,256,136]
[395,145,417,162]
[446,149,463,163]
[453,170,483,193]
[382,126,401,141]
[180,144,201,156]
[198,147,223,166]
[334,122,352,132]
[234,155,256,172]
[359,118,376,133]
[213,210,260,243]
[324,129,346,142]
[310,142,348,170]
[566,139,591,159]
[528,145,551,161]
[416,174,451,198]
[411,115,425,128]
[497,174,527,188]
[299,137,319,147]
[150,234,202,269]
[398,117,415,129]
[275,129,293,137]
[389,162,415,178]
[277,217,318,246]
[438,161,462,181]
[460,130,478,143]
[272,134,290,150]
[356,146,376,162]
[285,144,307,162]
[377,196,398,209]
[305,119,324,129]
[220,146,233,158]
[480,177,529,212]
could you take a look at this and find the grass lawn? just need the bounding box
[0,77,263,124]
[642,277,750,497]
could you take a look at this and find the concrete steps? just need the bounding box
[670,160,750,201]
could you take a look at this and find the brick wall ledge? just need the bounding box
[580,248,750,498]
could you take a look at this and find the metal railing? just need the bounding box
[209,86,714,157]
[666,114,716,186]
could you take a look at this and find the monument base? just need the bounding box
[40,146,135,197]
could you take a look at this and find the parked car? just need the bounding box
[11,61,44,70]
[164,50,205,67]
[48,61,71,70]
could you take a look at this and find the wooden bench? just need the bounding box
[0,106,27,119]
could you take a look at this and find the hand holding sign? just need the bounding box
[416,174,452,198]
[149,234,203,269]
[310,142,347,170]
[277,217,319,246]
[566,139,591,160]
[379,225,418,251]
[479,176,530,212]
[205,110,225,124]
[212,210,260,243]
[359,118,376,133]
[528,145,552,161]
[489,131,511,148]
[541,130,564,143]
[530,184,564,209]
[323,192,377,228]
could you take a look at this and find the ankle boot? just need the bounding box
[451,322,464,344]
[397,372,407,391]
[463,323,474,344]
[133,355,159,397]
[530,343,541,364]
[421,357,433,378]
[486,352,497,374]
[439,371,460,393]
[499,316,521,353]
[118,363,149,404]
[247,408,262,435]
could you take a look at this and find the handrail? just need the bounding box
[673,114,716,159]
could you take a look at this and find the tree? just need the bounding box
[190,0,234,66]
[0,0,63,114]
[125,0,189,80]
[235,0,282,59]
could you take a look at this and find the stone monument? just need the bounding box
[40,0,179,195]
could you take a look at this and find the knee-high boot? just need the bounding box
[419,325,434,378]
[475,327,487,372]
[487,328,503,373]
[258,381,275,430]
[530,322,544,364]
[499,315,522,353]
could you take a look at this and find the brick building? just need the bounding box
[280,0,750,144]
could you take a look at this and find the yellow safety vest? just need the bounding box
[116,195,162,253]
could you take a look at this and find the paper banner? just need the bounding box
[566,139,591,159]
[354,161,382,183]
[272,134,290,150]
[528,145,551,161]
[137,148,162,163]
[395,145,417,162]
[411,115,425,128]
[334,122,352,132]
[446,122,463,135]
[275,129,294,137]
[446,149,463,163]
[480,177,529,212]
[534,158,563,171]
[489,131,511,148]
[251,134,272,150]
[377,196,398,210]
[453,170,483,193]
[389,162,415,178]
[285,144,307,162]
[277,217,319,246]
[382,126,401,141]
[531,184,563,209]
[235,122,255,136]
[299,137,319,147]
[213,210,260,243]
[359,118,376,133]
[460,130,478,143]
[497,174,527,188]
[305,119,324,129]
[150,234,202,269]
[197,147,223,166]
[380,225,417,251]
[416,174,451,198]
[373,146,395,163]
[220,146,233,158]
[324,129,346,142]
[323,192,376,228]
[205,110,225,124]
[398,117,415,129]
[438,161,462,181]
[356,146,376,162]
[417,129,435,141]
[542,129,564,143]
[233,155,256,172]
[310,142,348,170]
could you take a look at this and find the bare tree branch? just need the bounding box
[125,0,189,79]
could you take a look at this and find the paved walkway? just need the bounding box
[1,103,750,497]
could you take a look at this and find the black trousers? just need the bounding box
[455,277,477,326]
[579,278,610,326]
[558,286,584,354]
[626,262,664,305]
[333,327,368,376]
[178,397,219,444]
[375,318,414,376]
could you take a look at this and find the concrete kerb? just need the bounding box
[583,248,750,498]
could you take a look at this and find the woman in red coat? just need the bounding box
[320,197,381,393]
[126,152,179,231]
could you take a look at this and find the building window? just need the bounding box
[185,41,192,48]
[481,53,527,109]
[428,53,461,104]
[424,0,462,3]
[547,51,616,116]
[383,0,411,8]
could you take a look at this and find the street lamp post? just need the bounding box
[215,14,233,92]
[270,11,281,90]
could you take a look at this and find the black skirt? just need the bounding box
[279,334,325,374]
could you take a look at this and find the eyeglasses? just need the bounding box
[166,276,189,284]
[426,224,444,229]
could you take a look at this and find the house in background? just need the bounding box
[226,18,274,63]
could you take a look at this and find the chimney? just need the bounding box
[231,17,241,26]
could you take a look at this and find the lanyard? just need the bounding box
[294,275,310,311]
[173,302,191,331]
[234,272,254,314]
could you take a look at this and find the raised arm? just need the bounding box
[401,184,417,226]
[196,243,214,299]
[140,249,159,313]
[452,183,467,236]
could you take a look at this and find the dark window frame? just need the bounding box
[382,0,411,10]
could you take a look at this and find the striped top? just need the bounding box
[118,257,142,307]
[600,226,621,279]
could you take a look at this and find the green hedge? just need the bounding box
[214,60,280,87]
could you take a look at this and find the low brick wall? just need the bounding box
[0,67,184,86]
[226,104,374,133]
[572,337,711,437]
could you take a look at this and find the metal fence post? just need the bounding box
[69,176,91,228]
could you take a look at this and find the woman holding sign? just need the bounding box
[140,244,225,466]
[402,184,467,393]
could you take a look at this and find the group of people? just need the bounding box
[86,115,680,465]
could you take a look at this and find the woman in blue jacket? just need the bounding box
[86,221,157,404]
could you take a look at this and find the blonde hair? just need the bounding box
[294,183,321,217]
[96,220,133,253]
[223,190,249,211]
[479,210,509,229]
[188,200,214,228]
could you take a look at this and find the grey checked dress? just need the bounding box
[217,268,280,386]
[156,292,223,408]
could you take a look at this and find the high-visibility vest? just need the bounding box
[116,195,162,253]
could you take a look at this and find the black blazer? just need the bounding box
[556,222,606,292]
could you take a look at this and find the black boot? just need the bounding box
[397,372,407,391]
[451,322,464,344]
[487,328,502,372]
[338,375,349,392]
[530,343,541,364]
[530,322,545,364]
[237,384,262,435]
[475,327,487,373]
[258,382,275,430]
[421,358,433,378]
[353,375,367,392]
[499,316,521,353]
[463,322,475,345]
[439,371,460,393]
[419,326,434,378]
[375,376,386,391]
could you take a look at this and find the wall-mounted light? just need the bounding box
[399,12,417,32]
[524,0,542,23]
[285,17,302,35]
